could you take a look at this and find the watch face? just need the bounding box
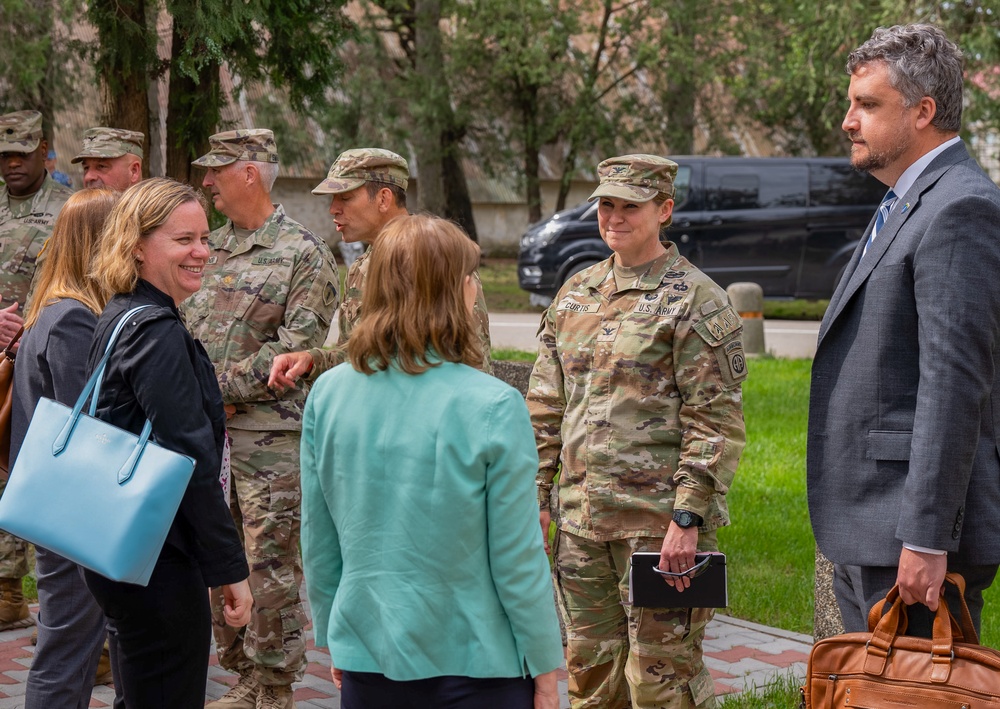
[674,510,695,527]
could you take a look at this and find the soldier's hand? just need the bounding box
[268,351,314,392]
[658,523,699,592]
[0,302,23,346]
[533,670,559,709]
[221,580,253,627]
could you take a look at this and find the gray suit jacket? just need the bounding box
[807,142,1000,566]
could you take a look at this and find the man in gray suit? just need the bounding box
[808,24,1000,636]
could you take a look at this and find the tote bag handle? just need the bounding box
[52,305,154,485]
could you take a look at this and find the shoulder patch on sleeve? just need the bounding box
[693,304,747,388]
[695,304,742,346]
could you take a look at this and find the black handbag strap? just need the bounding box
[2,326,24,361]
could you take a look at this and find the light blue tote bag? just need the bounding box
[0,305,195,586]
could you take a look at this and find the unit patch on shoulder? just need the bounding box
[323,282,338,307]
[693,304,747,389]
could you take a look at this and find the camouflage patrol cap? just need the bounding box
[0,111,43,154]
[589,154,678,203]
[312,148,408,195]
[71,127,145,163]
[192,129,279,167]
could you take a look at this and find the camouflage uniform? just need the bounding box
[306,246,493,374]
[0,111,72,585]
[183,130,339,689]
[306,147,493,375]
[527,155,747,708]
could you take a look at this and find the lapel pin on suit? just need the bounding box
[900,202,911,215]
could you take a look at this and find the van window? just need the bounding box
[704,164,808,210]
[809,163,886,206]
[674,165,691,207]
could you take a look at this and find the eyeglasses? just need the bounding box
[653,555,712,578]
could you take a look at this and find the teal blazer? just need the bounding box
[301,360,563,680]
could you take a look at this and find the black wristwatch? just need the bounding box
[672,509,703,529]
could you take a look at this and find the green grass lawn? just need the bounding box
[719,358,1000,648]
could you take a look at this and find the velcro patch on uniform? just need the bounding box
[323,282,337,307]
[557,298,601,314]
[725,339,747,379]
[597,323,619,342]
[634,298,682,317]
[694,305,747,389]
[206,256,219,265]
[698,305,742,345]
[687,667,715,705]
[251,256,289,267]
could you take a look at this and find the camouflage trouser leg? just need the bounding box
[554,530,718,709]
[210,429,306,686]
[0,475,28,579]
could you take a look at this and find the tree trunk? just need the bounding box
[520,87,543,224]
[442,142,478,241]
[412,0,446,216]
[92,0,151,170]
[164,19,221,184]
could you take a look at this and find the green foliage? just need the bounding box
[491,347,536,362]
[0,0,82,117]
[728,0,1000,155]
[719,672,803,708]
[763,299,828,321]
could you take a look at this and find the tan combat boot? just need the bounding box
[205,671,259,709]
[95,641,114,685]
[0,577,33,631]
[256,683,295,709]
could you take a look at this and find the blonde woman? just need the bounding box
[83,178,251,708]
[11,189,117,709]
[301,214,562,709]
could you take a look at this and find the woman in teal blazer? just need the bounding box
[300,214,562,709]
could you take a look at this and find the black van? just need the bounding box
[517,157,885,305]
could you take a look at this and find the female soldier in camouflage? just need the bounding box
[527,154,748,708]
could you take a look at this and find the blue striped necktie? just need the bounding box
[863,189,898,258]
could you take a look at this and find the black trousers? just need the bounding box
[84,547,212,709]
[341,671,535,709]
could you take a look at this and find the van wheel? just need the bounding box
[563,259,600,286]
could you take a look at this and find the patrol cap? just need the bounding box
[588,154,678,203]
[0,111,43,154]
[192,129,279,167]
[312,148,409,195]
[71,127,145,163]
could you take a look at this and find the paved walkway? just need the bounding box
[0,608,811,707]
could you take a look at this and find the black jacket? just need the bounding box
[86,280,248,587]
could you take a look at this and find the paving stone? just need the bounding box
[0,605,814,705]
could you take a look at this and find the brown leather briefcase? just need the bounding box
[801,573,1000,708]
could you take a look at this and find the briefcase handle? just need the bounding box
[863,572,977,683]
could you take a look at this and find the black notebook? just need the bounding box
[628,552,728,608]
